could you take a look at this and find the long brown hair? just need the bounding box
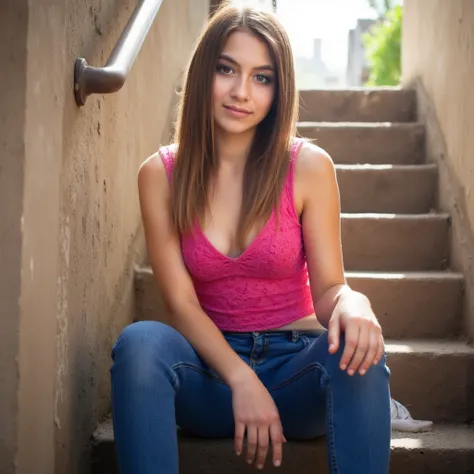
[172,1,298,250]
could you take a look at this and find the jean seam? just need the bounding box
[272,361,338,473]
[326,383,339,474]
[268,362,328,393]
[172,362,226,388]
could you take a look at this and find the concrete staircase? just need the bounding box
[91,89,474,473]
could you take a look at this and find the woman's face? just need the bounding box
[212,30,276,137]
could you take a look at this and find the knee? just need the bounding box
[324,333,391,382]
[110,321,186,385]
[111,320,180,362]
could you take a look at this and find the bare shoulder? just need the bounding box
[139,144,176,174]
[295,140,335,178]
[139,151,162,173]
[294,140,337,203]
[292,141,335,213]
[138,144,176,194]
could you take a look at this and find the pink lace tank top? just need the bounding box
[159,138,314,331]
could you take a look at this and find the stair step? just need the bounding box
[299,88,416,123]
[134,266,168,324]
[297,122,425,165]
[134,269,463,340]
[346,271,463,339]
[385,339,474,423]
[341,213,449,271]
[91,418,474,474]
[337,164,437,213]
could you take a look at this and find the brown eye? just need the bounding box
[216,64,233,75]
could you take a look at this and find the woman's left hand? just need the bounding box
[327,291,384,376]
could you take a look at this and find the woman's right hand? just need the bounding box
[230,369,286,470]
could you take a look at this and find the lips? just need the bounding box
[224,105,252,114]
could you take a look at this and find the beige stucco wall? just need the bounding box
[17,3,67,473]
[402,0,474,341]
[0,1,210,473]
[0,2,28,471]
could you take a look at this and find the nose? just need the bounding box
[231,75,250,101]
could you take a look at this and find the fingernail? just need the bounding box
[274,460,281,467]
[329,344,335,351]
[373,360,379,365]
[359,369,366,376]
[235,451,241,456]
[340,364,347,370]
[247,459,252,464]
[257,464,263,470]
[348,369,355,376]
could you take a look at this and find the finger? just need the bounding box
[234,421,245,456]
[358,329,379,375]
[269,421,284,467]
[328,316,340,353]
[374,334,385,365]
[347,326,370,375]
[255,425,270,469]
[339,324,359,371]
[246,425,258,464]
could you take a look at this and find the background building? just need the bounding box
[347,18,376,86]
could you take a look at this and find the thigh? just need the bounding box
[265,331,332,440]
[168,332,235,439]
[113,320,235,438]
[174,356,235,439]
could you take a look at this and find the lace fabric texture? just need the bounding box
[158,138,314,331]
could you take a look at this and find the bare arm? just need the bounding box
[297,142,383,375]
[297,142,352,327]
[138,152,252,388]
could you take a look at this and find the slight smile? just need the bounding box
[223,105,252,117]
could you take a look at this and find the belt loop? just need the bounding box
[291,330,299,342]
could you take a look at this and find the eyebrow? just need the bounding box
[218,54,275,72]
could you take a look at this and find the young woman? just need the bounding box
[110,3,392,473]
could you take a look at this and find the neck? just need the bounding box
[214,126,256,172]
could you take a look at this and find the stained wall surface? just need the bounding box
[0,1,210,473]
[402,0,474,340]
[0,2,28,473]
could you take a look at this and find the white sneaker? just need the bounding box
[390,398,433,433]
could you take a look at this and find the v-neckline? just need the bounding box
[197,211,275,262]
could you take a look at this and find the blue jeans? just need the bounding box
[110,321,391,473]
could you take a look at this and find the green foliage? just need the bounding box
[363,5,402,86]
[368,0,396,18]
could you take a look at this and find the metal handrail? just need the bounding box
[74,0,164,106]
